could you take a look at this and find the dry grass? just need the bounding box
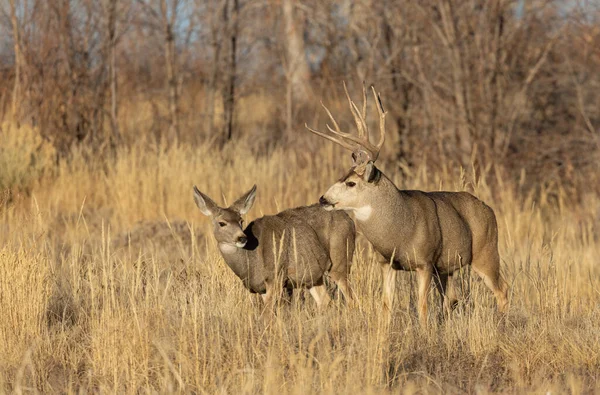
[0,127,599,394]
[0,123,56,197]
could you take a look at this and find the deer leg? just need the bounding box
[281,286,293,305]
[381,263,397,312]
[433,272,449,319]
[328,232,355,307]
[416,267,433,327]
[472,265,509,313]
[309,285,331,309]
[261,293,269,304]
[261,280,282,314]
[471,246,509,313]
[261,287,274,309]
[328,270,354,307]
[433,272,458,320]
[446,273,459,310]
[332,276,354,307]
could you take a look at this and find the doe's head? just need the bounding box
[193,185,257,248]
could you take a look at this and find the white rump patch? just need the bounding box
[219,243,238,254]
[353,205,373,221]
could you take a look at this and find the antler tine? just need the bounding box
[316,100,378,150]
[305,123,357,152]
[305,83,387,162]
[371,86,387,160]
[304,101,364,152]
[343,81,368,140]
[319,101,343,138]
[361,82,367,124]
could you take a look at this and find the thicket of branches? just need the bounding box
[0,0,599,196]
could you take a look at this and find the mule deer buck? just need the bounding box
[192,185,355,309]
[305,83,508,325]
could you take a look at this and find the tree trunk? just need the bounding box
[9,0,23,127]
[223,0,238,142]
[204,30,221,139]
[56,0,88,148]
[383,13,413,175]
[105,0,120,145]
[204,1,225,139]
[438,0,473,166]
[489,0,505,155]
[161,0,180,141]
[165,30,179,140]
[282,0,311,106]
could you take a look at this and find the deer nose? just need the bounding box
[319,196,329,206]
[237,236,247,244]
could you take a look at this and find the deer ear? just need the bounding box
[193,186,219,216]
[363,161,380,183]
[363,161,374,182]
[230,185,257,215]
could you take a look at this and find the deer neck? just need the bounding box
[352,173,411,257]
[218,244,253,280]
[216,224,262,290]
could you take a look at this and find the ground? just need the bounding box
[0,139,599,393]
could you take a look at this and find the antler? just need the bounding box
[305,82,387,170]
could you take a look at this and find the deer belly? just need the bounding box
[284,249,328,288]
[242,277,267,294]
[241,266,268,294]
[436,247,471,273]
[436,229,473,272]
[432,200,474,273]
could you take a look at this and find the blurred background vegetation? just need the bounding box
[0,0,599,204]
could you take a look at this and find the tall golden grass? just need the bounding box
[0,123,599,393]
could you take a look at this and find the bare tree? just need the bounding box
[103,0,121,144]
[161,0,180,140]
[199,0,239,143]
[138,0,182,141]
[281,0,311,135]
[8,0,24,126]
[0,0,597,194]
[223,0,239,142]
[202,0,227,138]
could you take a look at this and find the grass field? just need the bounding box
[1,125,599,393]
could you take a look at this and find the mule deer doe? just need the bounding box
[193,185,355,308]
[305,83,508,325]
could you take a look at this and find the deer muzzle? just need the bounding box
[235,235,248,248]
[319,195,335,210]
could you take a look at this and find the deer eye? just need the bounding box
[346,181,356,187]
[218,221,227,227]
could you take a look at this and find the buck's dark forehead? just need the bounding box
[338,168,358,182]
